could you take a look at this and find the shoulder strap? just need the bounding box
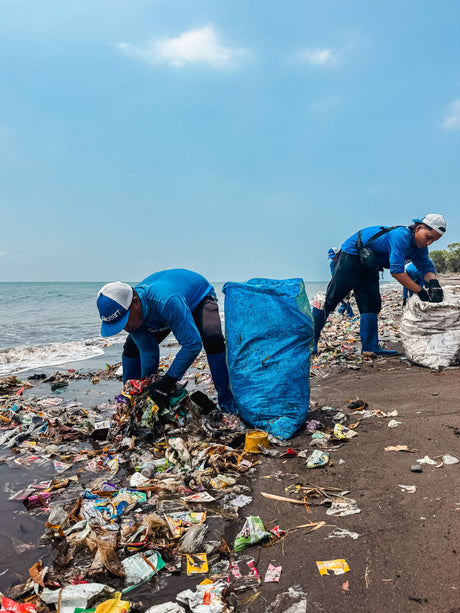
[364,225,403,247]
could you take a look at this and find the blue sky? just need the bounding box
[0,0,459,282]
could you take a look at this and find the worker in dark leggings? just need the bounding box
[313,214,446,355]
[97,269,235,413]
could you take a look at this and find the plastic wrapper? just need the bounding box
[234,516,270,552]
[0,596,36,612]
[186,553,208,575]
[333,424,358,439]
[165,512,206,539]
[326,528,360,540]
[181,492,215,503]
[210,474,236,489]
[325,498,361,516]
[398,484,416,493]
[264,563,282,583]
[263,585,307,612]
[122,551,165,585]
[40,583,115,613]
[229,494,253,508]
[228,556,260,590]
[145,604,185,613]
[179,524,208,553]
[305,449,329,468]
[316,559,350,576]
[94,597,130,613]
[176,580,228,613]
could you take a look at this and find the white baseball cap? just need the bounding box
[97,281,133,337]
[421,214,447,235]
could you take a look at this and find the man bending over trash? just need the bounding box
[97,269,235,414]
[312,214,446,356]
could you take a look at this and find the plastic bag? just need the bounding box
[400,287,460,369]
[234,516,270,552]
[223,278,313,439]
[312,291,326,310]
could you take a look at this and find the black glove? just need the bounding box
[418,288,430,302]
[148,374,176,408]
[427,279,443,303]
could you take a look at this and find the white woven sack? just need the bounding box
[400,286,460,369]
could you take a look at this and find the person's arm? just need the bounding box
[161,296,203,381]
[129,330,160,378]
[388,231,429,295]
[411,253,442,300]
[392,272,424,293]
[410,250,436,280]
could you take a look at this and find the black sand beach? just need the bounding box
[1,282,459,612]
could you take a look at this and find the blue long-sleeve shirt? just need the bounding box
[402,262,425,300]
[341,226,435,276]
[129,269,214,380]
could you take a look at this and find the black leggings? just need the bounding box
[325,251,381,316]
[122,295,225,358]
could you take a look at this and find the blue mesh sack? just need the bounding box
[223,278,313,439]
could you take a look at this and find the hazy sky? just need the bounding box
[1,0,459,282]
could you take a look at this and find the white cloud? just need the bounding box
[297,47,341,67]
[441,99,460,131]
[117,25,248,68]
[0,251,7,257]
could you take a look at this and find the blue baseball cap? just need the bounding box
[97,282,133,337]
[328,247,340,259]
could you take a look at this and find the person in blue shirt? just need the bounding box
[96,269,235,413]
[313,214,446,355]
[402,262,426,306]
[328,247,355,317]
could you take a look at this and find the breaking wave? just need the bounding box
[0,336,124,377]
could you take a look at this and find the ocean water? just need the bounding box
[0,281,330,376]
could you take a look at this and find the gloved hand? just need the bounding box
[418,288,430,302]
[147,374,176,409]
[427,279,443,303]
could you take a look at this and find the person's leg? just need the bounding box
[354,270,397,356]
[313,252,361,351]
[193,296,235,413]
[122,335,141,383]
[345,301,354,317]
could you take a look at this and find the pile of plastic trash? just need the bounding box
[0,360,260,612]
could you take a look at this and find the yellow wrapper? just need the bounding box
[94,597,130,612]
[186,553,208,575]
[316,559,350,576]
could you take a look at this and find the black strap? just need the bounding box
[363,225,402,247]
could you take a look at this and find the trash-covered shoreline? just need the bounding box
[1,285,459,612]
